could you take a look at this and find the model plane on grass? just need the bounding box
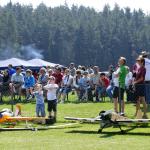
[65,110,150,133]
[0,107,78,131]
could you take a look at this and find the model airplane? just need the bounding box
[65,110,150,133]
[0,108,46,123]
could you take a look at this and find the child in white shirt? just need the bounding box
[44,76,58,122]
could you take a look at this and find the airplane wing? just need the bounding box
[64,116,101,123]
[117,118,150,123]
[5,117,47,121]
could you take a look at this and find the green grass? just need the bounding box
[0,96,150,150]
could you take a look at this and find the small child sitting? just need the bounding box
[33,83,46,117]
[44,76,58,122]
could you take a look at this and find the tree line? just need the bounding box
[0,2,150,70]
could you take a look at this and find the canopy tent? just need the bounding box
[27,58,57,67]
[0,58,34,68]
[0,58,59,70]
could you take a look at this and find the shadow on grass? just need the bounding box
[66,126,150,137]
[66,130,98,134]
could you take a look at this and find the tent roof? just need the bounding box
[0,58,34,68]
[28,58,57,67]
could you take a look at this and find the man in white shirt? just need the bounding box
[141,51,150,104]
[9,67,24,101]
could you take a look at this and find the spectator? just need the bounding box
[73,70,83,100]
[106,65,114,101]
[87,65,93,74]
[44,76,58,122]
[48,69,53,77]
[9,67,24,101]
[0,71,3,102]
[125,67,133,102]
[69,62,76,77]
[3,69,11,86]
[38,67,49,86]
[113,57,127,114]
[81,71,91,101]
[8,64,16,76]
[140,51,150,104]
[1,70,11,101]
[52,67,63,88]
[133,57,147,118]
[90,66,101,102]
[24,69,35,101]
[58,69,73,103]
[33,83,45,117]
[99,73,110,101]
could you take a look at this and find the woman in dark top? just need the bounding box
[3,70,11,86]
[133,57,147,118]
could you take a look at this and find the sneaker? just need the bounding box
[118,112,125,116]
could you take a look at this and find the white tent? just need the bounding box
[0,58,35,68]
[27,58,57,67]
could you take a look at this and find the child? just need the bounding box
[33,83,46,117]
[44,76,58,122]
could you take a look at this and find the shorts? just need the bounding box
[48,100,57,112]
[59,87,72,94]
[112,86,125,100]
[135,84,145,97]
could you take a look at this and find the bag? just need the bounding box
[45,116,55,125]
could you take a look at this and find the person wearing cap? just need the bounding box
[24,69,35,101]
[112,57,128,115]
[43,76,58,122]
[140,51,150,104]
[133,56,147,118]
[9,67,24,101]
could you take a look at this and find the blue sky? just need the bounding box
[0,0,150,13]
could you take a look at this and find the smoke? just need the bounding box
[0,44,44,60]
[20,44,44,60]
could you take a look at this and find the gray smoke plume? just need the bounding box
[0,44,44,60]
[20,44,44,60]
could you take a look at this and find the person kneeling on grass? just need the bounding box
[44,76,58,122]
[33,83,46,117]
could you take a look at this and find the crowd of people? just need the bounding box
[0,50,150,120]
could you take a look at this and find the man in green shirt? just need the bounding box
[113,57,127,115]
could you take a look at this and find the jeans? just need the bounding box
[106,85,113,99]
[36,103,45,117]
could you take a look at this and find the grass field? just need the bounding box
[0,96,150,150]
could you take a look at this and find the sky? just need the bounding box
[0,0,150,13]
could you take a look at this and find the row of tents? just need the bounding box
[0,58,60,69]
